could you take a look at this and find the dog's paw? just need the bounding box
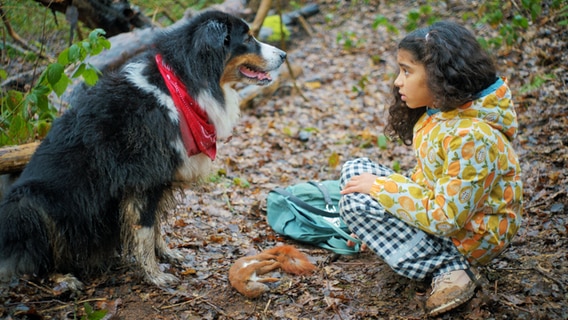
[161,247,185,263]
[146,271,179,287]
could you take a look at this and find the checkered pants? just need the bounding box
[338,158,470,280]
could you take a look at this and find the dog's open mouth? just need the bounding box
[239,65,273,84]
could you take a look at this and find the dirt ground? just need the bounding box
[1,1,567,319]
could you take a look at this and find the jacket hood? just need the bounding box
[435,77,518,140]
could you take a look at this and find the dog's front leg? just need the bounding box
[134,226,179,286]
[121,192,179,287]
[154,223,185,263]
[153,189,185,263]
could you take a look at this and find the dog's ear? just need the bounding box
[195,20,229,51]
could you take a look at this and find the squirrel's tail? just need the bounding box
[263,245,316,275]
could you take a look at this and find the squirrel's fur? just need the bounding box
[228,245,316,298]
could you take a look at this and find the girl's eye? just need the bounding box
[403,68,409,75]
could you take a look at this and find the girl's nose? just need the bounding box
[394,72,403,87]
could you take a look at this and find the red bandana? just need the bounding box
[155,54,216,160]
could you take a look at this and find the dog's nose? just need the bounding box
[279,51,287,62]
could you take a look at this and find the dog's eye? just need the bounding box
[224,35,230,46]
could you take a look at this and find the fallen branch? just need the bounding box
[1,66,47,91]
[32,0,154,38]
[0,142,40,175]
[250,0,271,37]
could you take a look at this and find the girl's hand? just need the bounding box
[340,173,379,195]
[346,233,367,251]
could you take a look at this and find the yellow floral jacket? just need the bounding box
[370,78,523,265]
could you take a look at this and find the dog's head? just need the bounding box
[157,11,286,90]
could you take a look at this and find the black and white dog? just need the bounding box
[0,10,286,288]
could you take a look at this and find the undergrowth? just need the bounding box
[0,29,110,146]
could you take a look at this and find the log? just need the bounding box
[33,0,153,37]
[0,142,40,174]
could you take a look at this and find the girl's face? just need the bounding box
[394,49,434,109]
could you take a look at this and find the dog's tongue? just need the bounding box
[240,66,271,81]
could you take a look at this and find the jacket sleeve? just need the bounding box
[369,122,501,236]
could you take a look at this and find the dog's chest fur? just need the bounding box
[116,59,241,181]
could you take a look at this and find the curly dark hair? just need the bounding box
[385,21,497,145]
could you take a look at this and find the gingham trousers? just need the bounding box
[338,158,470,280]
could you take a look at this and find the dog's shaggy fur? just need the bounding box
[0,10,285,288]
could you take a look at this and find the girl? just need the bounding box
[339,21,522,316]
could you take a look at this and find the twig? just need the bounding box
[200,298,226,315]
[20,278,54,295]
[491,266,566,293]
[297,15,314,37]
[500,294,532,313]
[250,0,272,37]
[274,1,308,102]
[39,298,108,313]
[159,8,176,24]
[283,50,307,102]
[0,1,45,59]
[263,298,272,313]
[331,261,373,266]
[160,298,196,310]
[525,189,566,209]
[160,292,227,316]
[533,265,566,293]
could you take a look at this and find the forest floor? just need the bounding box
[1,1,567,319]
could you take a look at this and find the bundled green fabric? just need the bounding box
[266,180,361,255]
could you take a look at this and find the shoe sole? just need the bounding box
[427,281,477,316]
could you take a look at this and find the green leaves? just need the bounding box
[372,14,399,34]
[47,63,64,85]
[476,0,548,51]
[1,29,110,146]
[377,134,388,150]
[46,63,70,97]
[81,302,108,320]
[80,66,100,86]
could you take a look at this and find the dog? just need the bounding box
[0,10,286,288]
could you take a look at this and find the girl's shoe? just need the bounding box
[426,269,478,316]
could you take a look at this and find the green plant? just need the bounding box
[233,176,250,188]
[519,73,555,94]
[476,0,542,50]
[521,0,542,22]
[336,31,365,50]
[372,14,399,34]
[555,3,568,26]
[0,29,110,146]
[392,160,401,173]
[404,5,440,32]
[377,134,389,150]
[352,74,370,94]
[79,302,108,320]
